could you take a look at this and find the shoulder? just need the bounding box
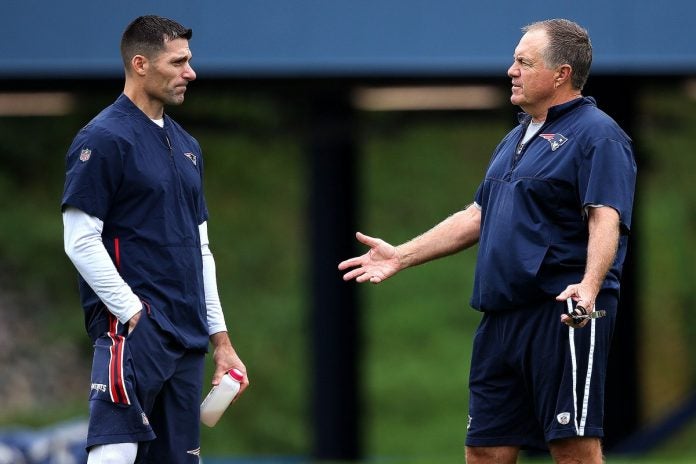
[495,124,523,150]
[71,107,137,159]
[81,103,126,137]
[573,100,631,144]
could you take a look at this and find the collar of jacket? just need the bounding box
[516,96,596,126]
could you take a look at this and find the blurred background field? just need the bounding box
[0,81,695,463]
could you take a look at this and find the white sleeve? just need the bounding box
[199,221,228,335]
[63,207,142,325]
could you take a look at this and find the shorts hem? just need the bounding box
[547,427,604,442]
[466,435,546,450]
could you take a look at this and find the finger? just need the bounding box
[355,231,381,248]
[237,377,250,396]
[560,313,588,328]
[356,272,376,283]
[560,314,579,327]
[342,267,367,281]
[211,368,225,386]
[556,286,578,301]
[338,256,365,270]
[577,301,594,313]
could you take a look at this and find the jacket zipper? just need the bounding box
[512,120,548,171]
[163,128,184,198]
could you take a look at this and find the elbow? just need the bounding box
[64,236,76,261]
[64,233,91,263]
[201,242,213,258]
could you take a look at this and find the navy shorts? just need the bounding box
[465,292,617,450]
[87,308,205,463]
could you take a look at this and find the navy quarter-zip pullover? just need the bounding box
[471,97,637,311]
[62,94,209,349]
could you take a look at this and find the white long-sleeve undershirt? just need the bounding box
[63,207,227,335]
[198,221,227,334]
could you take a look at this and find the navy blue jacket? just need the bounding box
[472,97,637,311]
[62,94,210,349]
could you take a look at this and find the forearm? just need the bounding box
[199,221,227,335]
[582,207,620,294]
[63,207,141,325]
[397,204,481,269]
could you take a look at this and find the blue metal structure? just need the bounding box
[3,0,696,79]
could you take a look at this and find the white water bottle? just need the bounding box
[200,368,244,427]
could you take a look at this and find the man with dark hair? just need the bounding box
[62,15,248,463]
[339,19,636,464]
[119,16,192,71]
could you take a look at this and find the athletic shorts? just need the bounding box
[86,307,206,463]
[465,292,618,450]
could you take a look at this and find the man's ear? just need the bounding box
[130,55,148,77]
[554,64,573,87]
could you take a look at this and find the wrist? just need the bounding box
[394,244,411,269]
[120,303,143,326]
[210,331,231,348]
[580,277,602,296]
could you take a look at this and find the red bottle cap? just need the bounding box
[228,368,244,382]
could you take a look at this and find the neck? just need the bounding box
[123,82,164,120]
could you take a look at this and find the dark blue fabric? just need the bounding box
[87,310,204,463]
[466,293,617,449]
[62,94,210,349]
[472,97,636,311]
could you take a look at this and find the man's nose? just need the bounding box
[507,64,519,78]
[183,64,196,81]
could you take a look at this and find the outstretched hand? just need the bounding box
[338,232,402,284]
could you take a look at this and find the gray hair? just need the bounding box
[523,19,592,91]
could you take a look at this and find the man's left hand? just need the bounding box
[210,332,249,399]
[556,283,597,328]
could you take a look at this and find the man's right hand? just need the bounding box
[338,232,402,284]
[127,310,142,334]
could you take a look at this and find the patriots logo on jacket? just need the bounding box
[539,133,568,151]
[183,152,197,165]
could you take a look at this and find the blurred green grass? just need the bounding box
[0,83,694,462]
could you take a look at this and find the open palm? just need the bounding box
[338,232,402,284]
